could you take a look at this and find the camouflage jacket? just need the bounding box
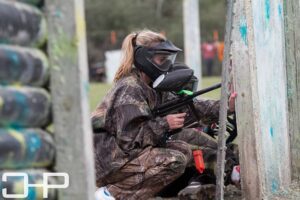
[91,70,220,181]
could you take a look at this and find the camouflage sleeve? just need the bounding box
[114,87,169,151]
[91,106,106,131]
[162,92,220,124]
[193,98,220,124]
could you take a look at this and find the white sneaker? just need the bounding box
[95,187,115,200]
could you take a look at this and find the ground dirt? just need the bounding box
[150,184,242,200]
[150,182,300,200]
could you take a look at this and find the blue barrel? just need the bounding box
[0,0,47,46]
[0,128,55,169]
[0,45,49,86]
[0,87,51,127]
[0,170,57,199]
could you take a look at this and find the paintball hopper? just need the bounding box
[172,63,199,92]
[152,69,194,91]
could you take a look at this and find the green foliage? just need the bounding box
[85,0,225,63]
[200,0,226,40]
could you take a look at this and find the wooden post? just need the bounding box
[284,0,300,182]
[46,0,96,199]
[183,0,202,88]
[233,0,291,199]
[232,0,263,199]
[215,0,234,199]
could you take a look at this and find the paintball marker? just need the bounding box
[151,63,237,143]
[152,82,222,128]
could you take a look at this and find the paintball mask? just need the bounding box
[134,40,196,92]
[134,40,181,81]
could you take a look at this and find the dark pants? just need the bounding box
[205,59,214,76]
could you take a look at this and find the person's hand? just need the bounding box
[166,113,186,130]
[228,92,237,112]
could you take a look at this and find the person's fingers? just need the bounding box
[174,118,185,124]
[166,113,186,130]
[228,92,237,112]
[173,113,187,118]
[230,92,237,99]
[172,123,184,129]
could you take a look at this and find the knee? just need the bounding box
[166,140,193,163]
[168,151,189,175]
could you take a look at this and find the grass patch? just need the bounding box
[89,76,221,110]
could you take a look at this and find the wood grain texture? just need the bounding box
[284,0,300,182]
[215,0,234,199]
[183,0,202,87]
[46,0,96,199]
[232,0,263,198]
[232,0,291,198]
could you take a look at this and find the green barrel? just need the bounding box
[0,45,49,86]
[0,0,47,47]
[0,128,55,169]
[0,87,51,127]
[0,170,57,199]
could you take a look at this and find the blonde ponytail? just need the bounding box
[113,29,166,82]
[114,33,136,81]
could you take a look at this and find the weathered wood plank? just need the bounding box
[249,0,291,194]
[233,0,291,198]
[0,45,49,86]
[0,0,47,47]
[0,87,51,127]
[0,128,54,169]
[284,0,300,182]
[183,0,202,87]
[46,0,96,199]
[215,0,235,199]
[232,0,263,199]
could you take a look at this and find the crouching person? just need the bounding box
[92,29,238,200]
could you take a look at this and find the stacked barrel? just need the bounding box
[0,0,56,198]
